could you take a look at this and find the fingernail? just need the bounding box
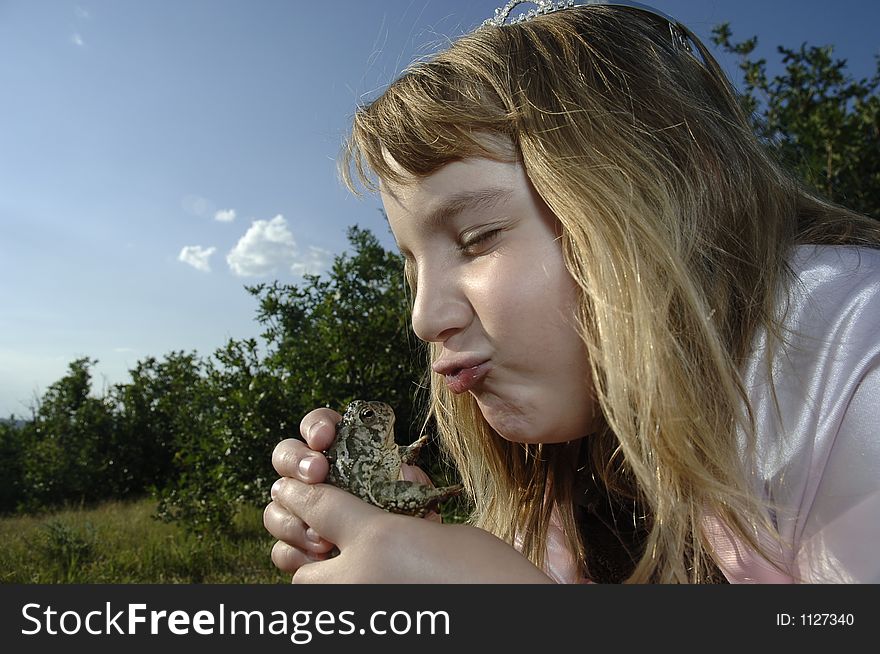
[271,478,284,499]
[298,455,315,477]
[308,419,326,440]
[305,527,323,544]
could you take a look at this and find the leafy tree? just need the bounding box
[152,339,293,532]
[112,352,205,497]
[19,358,117,509]
[712,23,880,218]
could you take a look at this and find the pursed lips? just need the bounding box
[432,358,491,394]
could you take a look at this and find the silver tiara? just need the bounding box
[480,1,698,61]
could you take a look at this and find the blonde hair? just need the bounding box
[340,6,880,582]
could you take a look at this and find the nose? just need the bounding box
[409,262,471,344]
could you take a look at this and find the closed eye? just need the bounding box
[458,229,502,256]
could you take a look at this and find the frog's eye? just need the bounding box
[359,407,376,423]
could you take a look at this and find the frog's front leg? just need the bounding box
[398,434,430,465]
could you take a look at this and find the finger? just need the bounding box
[400,463,433,486]
[271,438,329,483]
[423,510,443,524]
[272,477,385,547]
[270,539,328,574]
[299,408,342,451]
[263,501,335,554]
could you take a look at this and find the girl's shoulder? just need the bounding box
[739,244,880,582]
[747,243,880,480]
[787,244,880,300]
[770,244,880,369]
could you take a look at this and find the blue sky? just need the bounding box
[1,0,878,418]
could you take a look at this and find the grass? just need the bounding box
[0,498,290,584]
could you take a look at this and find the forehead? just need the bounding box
[380,157,526,218]
[377,133,519,204]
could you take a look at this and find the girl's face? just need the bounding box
[382,157,603,443]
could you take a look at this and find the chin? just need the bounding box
[476,399,562,444]
[475,392,596,444]
[472,394,522,440]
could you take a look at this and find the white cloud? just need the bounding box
[214,209,236,223]
[226,215,295,277]
[178,245,216,272]
[71,33,85,47]
[226,215,331,278]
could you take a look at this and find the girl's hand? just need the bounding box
[268,476,554,583]
[263,408,441,572]
[263,408,553,583]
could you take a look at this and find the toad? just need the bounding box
[323,400,463,517]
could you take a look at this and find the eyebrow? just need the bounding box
[422,186,515,229]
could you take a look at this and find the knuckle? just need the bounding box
[273,479,323,519]
[271,439,300,475]
[264,504,287,539]
[300,409,343,447]
[300,481,328,512]
[264,501,301,542]
[281,512,304,540]
[299,409,326,439]
[262,502,277,531]
[272,541,325,576]
[270,540,298,573]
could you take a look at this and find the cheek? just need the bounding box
[476,234,570,306]
[512,268,599,437]
[501,256,581,346]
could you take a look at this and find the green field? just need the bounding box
[0,498,289,584]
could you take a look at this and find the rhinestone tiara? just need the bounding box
[480,1,699,61]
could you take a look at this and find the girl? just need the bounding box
[263,1,880,583]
